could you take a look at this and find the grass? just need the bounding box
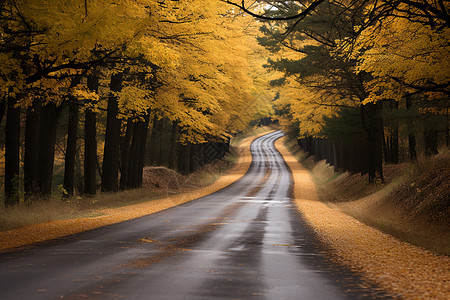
[284,138,450,255]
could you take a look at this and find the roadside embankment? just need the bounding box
[0,129,274,252]
[275,137,450,299]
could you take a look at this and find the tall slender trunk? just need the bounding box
[4,96,21,205]
[147,115,161,166]
[120,118,134,190]
[126,114,150,188]
[136,114,150,187]
[63,97,79,196]
[84,74,99,195]
[37,102,62,196]
[389,100,399,164]
[168,123,179,170]
[362,102,384,183]
[0,97,6,125]
[84,109,97,195]
[424,129,438,156]
[24,98,42,199]
[159,118,171,167]
[178,143,191,175]
[405,94,417,160]
[101,73,123,192]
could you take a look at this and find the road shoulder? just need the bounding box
[275,136,450,300]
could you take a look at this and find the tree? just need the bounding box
[101,72,123,192]
[84,73,99,195]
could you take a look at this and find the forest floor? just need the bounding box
[276,137,450,299]
[0,127,274,252]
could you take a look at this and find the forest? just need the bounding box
[0,0,449,206]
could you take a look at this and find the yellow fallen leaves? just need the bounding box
[0,130,274,252]
[275,137,450,299]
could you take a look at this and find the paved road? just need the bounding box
[0,131,388,299]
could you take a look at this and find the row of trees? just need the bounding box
[229,0,449,181]
[0,0,273,205]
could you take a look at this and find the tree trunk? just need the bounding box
[363,102,384,183]
[120,118,134,190]
[4,96,21,205]
[389,100,399,164]
[405,94,417,160]
[147,115,161,166]
[159,118,171,167]
[84,74,99,195]
[24,98,42,199]
[101,73,123,192]
[189,143,199,173]
[126,114,150,188]
[84,109,97,195]
[136,114,150,187]
[178,143,191,175]
[424,129,438,156]
[168,123,179,170]
[0,97,6,125]
[63,97,79,196]
[37,102,62,196]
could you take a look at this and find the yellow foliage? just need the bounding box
[353,16,450,103]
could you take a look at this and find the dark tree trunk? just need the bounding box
[136,115,150,187]
[126,114,150,188]
[24,98,42,199]
[84,74,99,195]
[120,118,134,190]
[189,143,199,173]
[101,73,123,192]
[405,94,417,160]
[0,97,6,125]
[424,129,439,156]
[178,143,191,175]
[147,115,161,166]
[383,135,390,164]
[37,102,62,196]
[84,109,97,195]
[4,96,21,205]
[363,102,384,183]
[126,121,141,188]
[389,100,399,164]
[159,118,171,167]
[168,123,179,170]
[63,97,79,196]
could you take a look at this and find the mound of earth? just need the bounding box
[142,166,185,190]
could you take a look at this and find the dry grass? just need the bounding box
[276,137,450,300]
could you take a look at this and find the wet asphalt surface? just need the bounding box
[0,131,390,299]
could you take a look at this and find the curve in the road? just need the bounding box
[0,131,389,300]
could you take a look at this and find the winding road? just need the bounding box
[0,131,388,299]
